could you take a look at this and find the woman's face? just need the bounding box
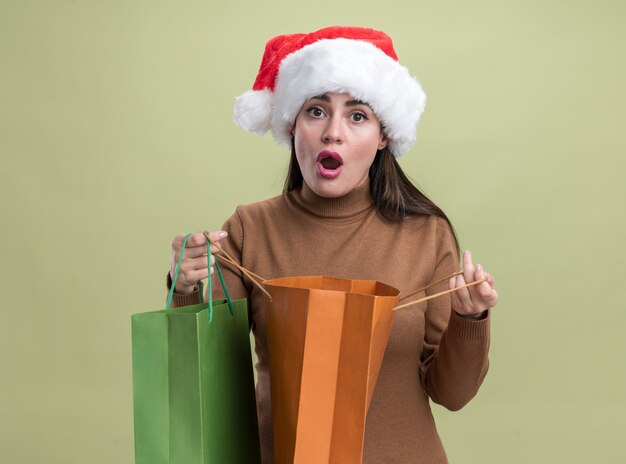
[292,92,387,198]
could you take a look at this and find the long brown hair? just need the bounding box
[283,144,460,254]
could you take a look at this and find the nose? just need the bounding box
[321,115,343,145]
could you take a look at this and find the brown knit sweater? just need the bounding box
[170,181,490,463]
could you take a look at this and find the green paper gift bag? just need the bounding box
[131,234,261,464]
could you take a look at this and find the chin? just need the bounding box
[308,180,355,198]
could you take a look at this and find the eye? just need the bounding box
[306,106,326,118]
[350,111,368,123]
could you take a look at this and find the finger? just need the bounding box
[455,273,487,314]
[483,287,499,307]
[173,231,228,258]
[181,254,214,270]
[473,265,496,309]
[474,263,485,282]
[181,245,210,259]
[450,285,462,313]
[177,267,210,287]
[172,243,208,259]
[206,230,228,242]
[171,232,210,255]
[472,285,498,308]
[470,263,487,301]
[178,255,213,283]
[189,232,207,247]
[485,272,495,288]
[171,232,204,248]
[478,281,494,300]
[205,230,229,253]
[171,254,214,281]
[454,273,474,312]
[462,250,475,283]
[449,276,461,311]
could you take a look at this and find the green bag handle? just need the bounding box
[166,232,235,322]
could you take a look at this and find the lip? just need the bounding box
[316,151,343,179]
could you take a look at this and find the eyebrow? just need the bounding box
[310,95,371,108]
[311,94,331,102]
[346,99,368,107]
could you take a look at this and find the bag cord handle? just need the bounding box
[394,271,487,311]
[166,233,235,322]
[202,231,273,302]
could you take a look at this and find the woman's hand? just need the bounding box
[169,230,228,295]
[449,250,499,320]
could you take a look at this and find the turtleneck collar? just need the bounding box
[289,180,375,219]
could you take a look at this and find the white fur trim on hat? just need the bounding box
[234,38,426,157]
[233,88,273,135]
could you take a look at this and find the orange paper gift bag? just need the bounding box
[263,276,400,464]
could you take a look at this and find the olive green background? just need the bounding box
[2,0,625,462]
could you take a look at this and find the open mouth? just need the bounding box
[321,157,341,169]
[317,151,343,178]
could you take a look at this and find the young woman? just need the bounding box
[167,26,499,463]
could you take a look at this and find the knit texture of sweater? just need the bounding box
[170,180,490,463]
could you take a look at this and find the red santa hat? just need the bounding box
[233,26,426,157]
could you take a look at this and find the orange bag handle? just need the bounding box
[394,271,487,311]
[204,230,487,311]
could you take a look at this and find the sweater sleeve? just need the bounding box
[418,219,491,411]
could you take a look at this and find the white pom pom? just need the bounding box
[233,89,273,135]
